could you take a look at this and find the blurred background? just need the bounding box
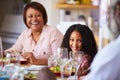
[0,0,110,50]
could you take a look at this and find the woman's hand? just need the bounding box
[22,52,48,65]
[22,52,36,64]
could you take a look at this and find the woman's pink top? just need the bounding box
[5,25,63,59]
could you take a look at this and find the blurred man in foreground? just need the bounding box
[84,0,120,80]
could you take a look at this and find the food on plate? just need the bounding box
[24,72,37,80]
[49,66,60,72]
[49,66,61,76]
[49,65,76,77]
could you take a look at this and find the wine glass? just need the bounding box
[56,47,69,80]
[0,36,4,70]
[69,51,84,80]
[63,57,73,79]
[48,53,57,68]
[14,53,21,66]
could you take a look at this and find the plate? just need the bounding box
[26,65,47,71]
[0,71,9,79]
[24,72,37,80]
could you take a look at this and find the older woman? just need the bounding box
[5,2,63,65]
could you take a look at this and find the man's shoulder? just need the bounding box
[95,37,120,62]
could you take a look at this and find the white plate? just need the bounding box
[26,65,47,71]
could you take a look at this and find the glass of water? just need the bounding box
[56,47,69,80]
[69,51,84,80]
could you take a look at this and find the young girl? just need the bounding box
[61,24,97,78]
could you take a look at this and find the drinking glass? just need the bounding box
[56,47,69,80]
[63,58,73,79]
[69,51,84,80]
[0,36,4,70]
[5,53,11,65]
[48,54,57,68]
[14,53,21,66]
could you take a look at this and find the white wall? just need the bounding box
[31,0,60,27]
[0,0,14,27]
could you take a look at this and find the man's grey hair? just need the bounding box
[108,0,120,41]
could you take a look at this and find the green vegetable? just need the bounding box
[50,66,60,72]
[24,72,37,79]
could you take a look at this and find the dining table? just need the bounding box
[0,58,66,80]
[0,53,86,80]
